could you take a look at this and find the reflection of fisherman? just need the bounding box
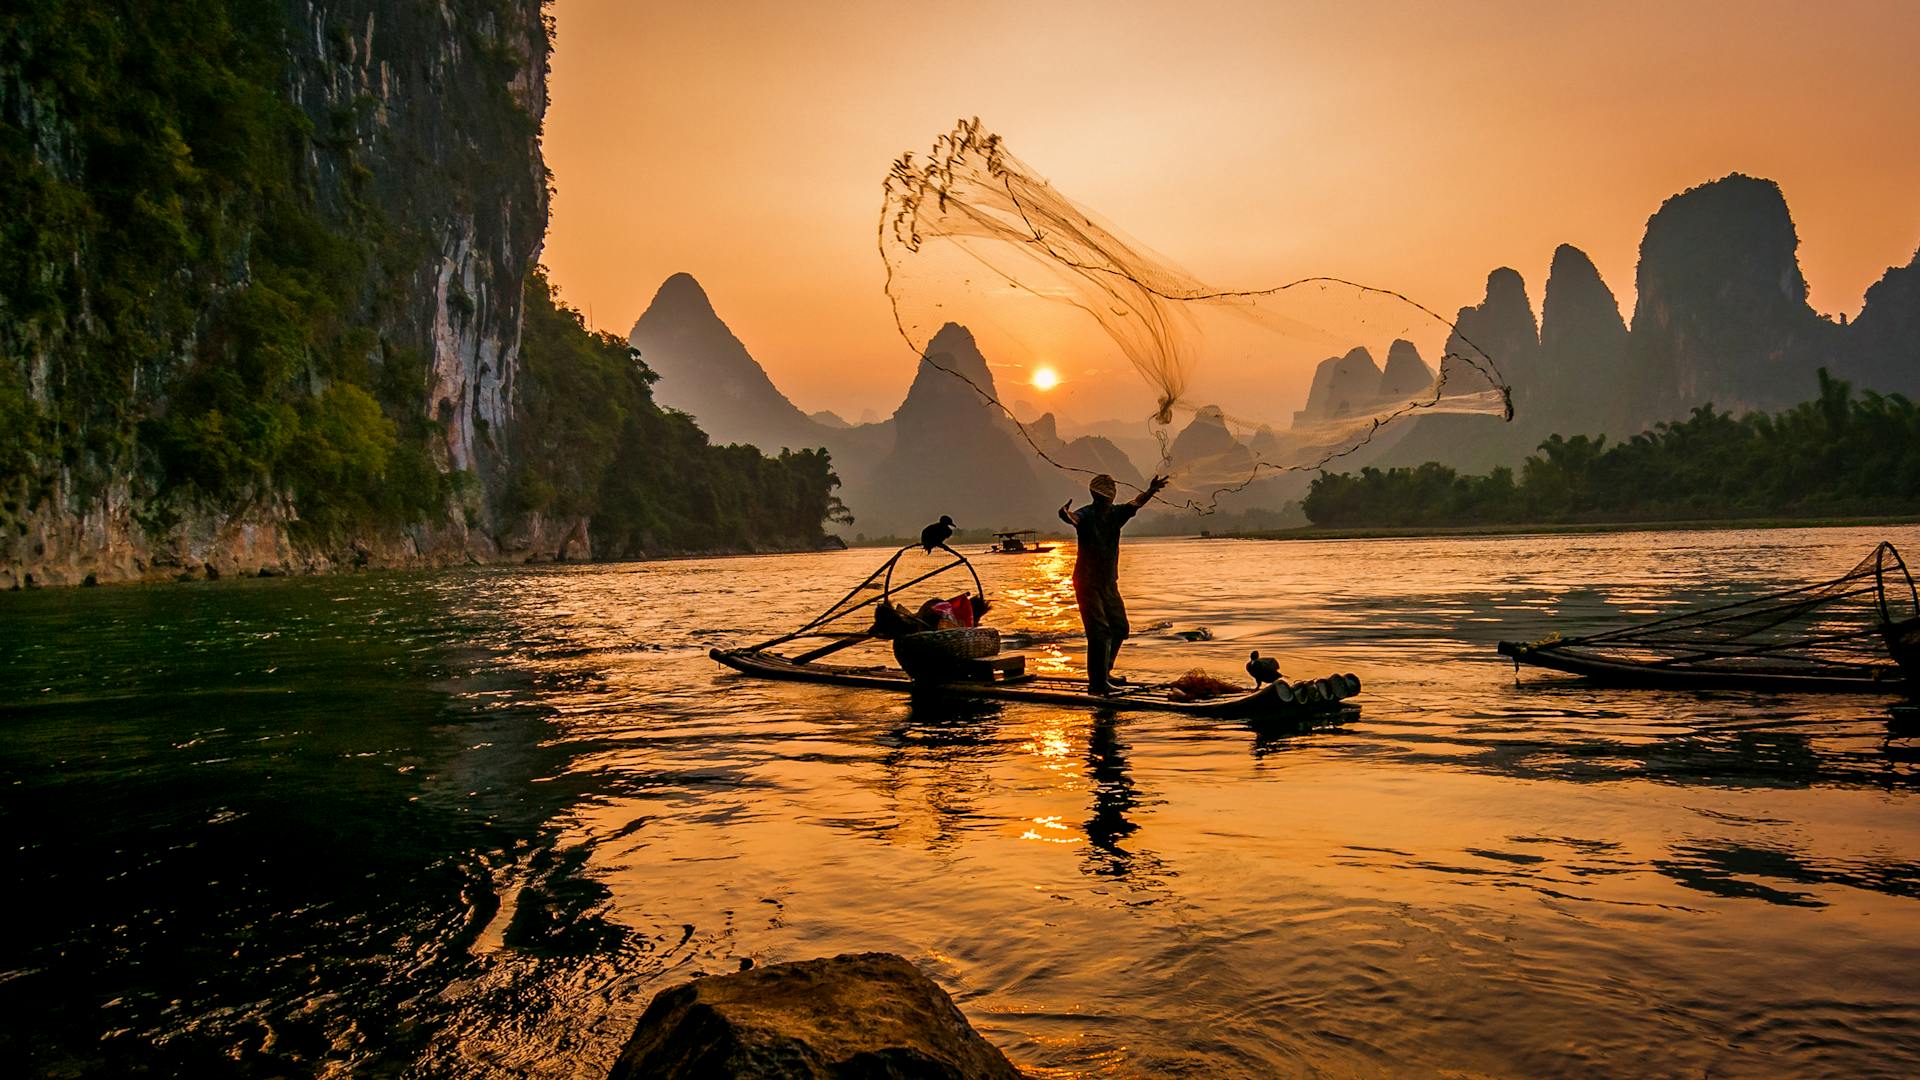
[1059,472,1170,694]
[1084,714,1138,864]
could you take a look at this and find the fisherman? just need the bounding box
[1059,472,1170,694]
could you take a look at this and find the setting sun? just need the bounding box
[1031,366,1060,391]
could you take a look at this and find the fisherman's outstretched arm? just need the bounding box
[1129,475,1171,509]
[1058,501,1079,526]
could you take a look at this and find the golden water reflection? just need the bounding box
[445,529,1920,1076]
[13,528,1920,1077]
[998,543,1081,676]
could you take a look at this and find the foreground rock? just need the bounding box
[609,952,1023,1079]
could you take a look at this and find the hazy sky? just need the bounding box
[541,0,1920,424]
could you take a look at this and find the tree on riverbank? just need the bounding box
[1303,371,1920,527]
[506,270,851,554]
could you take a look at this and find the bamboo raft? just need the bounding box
[1499,541,1917,696]
[710,542,1360,725]
[709,646,1358,721]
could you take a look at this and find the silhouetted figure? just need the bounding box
[919,515,955,552]
[1246,650,1282,687]
[1059,472,1169,694]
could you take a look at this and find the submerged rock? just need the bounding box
[608,952,1023,1080]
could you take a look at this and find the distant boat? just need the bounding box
[985,529,1053,555]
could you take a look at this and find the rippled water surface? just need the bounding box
[6,526,1920,1077]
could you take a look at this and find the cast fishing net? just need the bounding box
[879,118,1515,511]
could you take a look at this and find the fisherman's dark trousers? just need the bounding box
[1074,575,1129,689]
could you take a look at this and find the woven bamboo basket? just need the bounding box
[893,627,1000,680]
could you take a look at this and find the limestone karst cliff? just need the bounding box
[628,273,834,454]
[1537,244,1632,435]
[1372,268,1540,472]
[1378,339,1435,401]
[849,323,1056,537]
[2,1,552,585]
[1627,173,1844,422]
[1,3,844,587]
[1295,347,1386,425]
[1844,248,1920,398]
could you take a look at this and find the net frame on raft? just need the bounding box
[1503,541,1918,686]
[738,542,984,663]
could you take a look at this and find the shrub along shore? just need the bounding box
[1300,372,1920,530]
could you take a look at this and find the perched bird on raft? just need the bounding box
[920,515,956,553]
[1247,650,1282,687]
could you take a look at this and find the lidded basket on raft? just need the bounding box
[893,626,1001,678]
[872,545,999,681]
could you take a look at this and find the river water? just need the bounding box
[5,526,1919,1077]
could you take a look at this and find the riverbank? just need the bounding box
[5,520,847,591]
[845,529,1068,551]
[1219,513,1920,543]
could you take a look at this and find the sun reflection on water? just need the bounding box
[1018,714,1084,775]
[998,544,1081,676]
[1020,815,1079,844]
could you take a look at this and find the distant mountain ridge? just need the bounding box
[1293,341,1438,427]
[629,171,1916,529]
[1368,172,1915,471]
[628,274,832,453]
[629,285,1152,536]
[1849,248,1920,394]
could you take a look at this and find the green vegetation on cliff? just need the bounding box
[0,0,470,539]
[2,1,847,567]
[507,269,849,552]
[1304,371,1920,527]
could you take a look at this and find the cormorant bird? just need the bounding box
[919,515,955,552]
[1246,650,1282,687]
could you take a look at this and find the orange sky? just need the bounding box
[540,0,1920,424]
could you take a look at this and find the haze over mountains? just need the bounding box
[632,281,1140,536]
[627,272,830,455]
[632,172,1917,532]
